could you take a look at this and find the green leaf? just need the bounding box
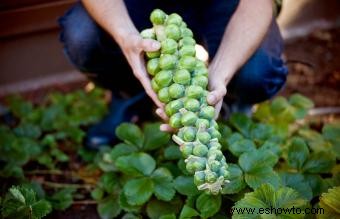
[287,137,309,170]
[229,113,253,138]
[110,143,138,160]
[48,188,76,210]
[288,93,314,109]
[250,123,273,144]
[116,123,144,147]
[218,123,232,150]
[239,149,278,171]
[146,198,182,219]
[119,192,142,213]
[303,151,336,173]
[143,123,170,151]
[160,214,176,219]
[221,164,246,194]
[9,187,26,204]
[319,186,340,219]
[323,123,340,158]
[91,188,104,201]
[151,168,176,201]
[14,123,41,139]
[304,174,327,197]
[259,141,281,157]
[99,172,119,194]
[97,195,121,219]
[124,177,154,206]
[115,152,156,176]
[196,193,221,219]
[31,200,52,219]
[228,139,256,157]
[122,213,140,219]
[232,184,308,219]
[279,172,313,201]
[244,166,281,190]
[164,145,182,160]
[174,176,199,196]
[179,205,199,219]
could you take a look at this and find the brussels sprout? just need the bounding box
[155,70,173,87]
[193,159,206,171]
[166,13,182,26]
[146,51,161,59]
[159,54,177,70]
[195,118,210,129]
[169,113,182,128]
[173,69,191,85]
[165,99,184,116]
[199,106,215,120]
[158,87,171,103]
[181,111,198,126]
[208,141,222,150]
[193,143,209,157]
[208,160,221,172]
[185,85,204,99]
[196,131,211,144]
[181,27,193,37]
[208,149,223,161]
[151,78,160,92]
[205,171,218,183]
[196,60,206,68]
[161,38,178,54]
[219,167,230,178]
[194,171,205,185]
[140,28,155,39]
[146,58,159,76]
[192,75,208,88]
[179,45,196,57]
[192,67,208,77]
[165,24,181,40]
[210,120,219,130]
[179,37,196,47]
[169,83,185,99]
[184,98,200,111]
[208,128,222,140]
[183,126,197,142]
[180,143,194,158]
[150,9,166,25]
[186,161,196,174]
[178,56,196,71]
[180,22,187,28]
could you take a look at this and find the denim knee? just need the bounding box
[228,48,288,104]
[58,2,102,72]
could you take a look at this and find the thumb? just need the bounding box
[140,39,160,52]
[207,85,226,105]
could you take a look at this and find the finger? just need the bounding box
[156,108,168,121]
[140,39,160,52]
[214,99,223,120]
[160,124,175,133]
[207,86,227,105]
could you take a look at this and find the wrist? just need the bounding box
[209,61,235,85]
[111,26,139,48]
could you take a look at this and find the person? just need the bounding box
[59,0,288,150]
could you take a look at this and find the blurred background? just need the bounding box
[0,0,339,104]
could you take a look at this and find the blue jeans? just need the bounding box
[59,0,288,104]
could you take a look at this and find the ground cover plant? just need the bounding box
[0,87,339,218]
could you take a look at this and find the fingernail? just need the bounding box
[207,94,215,103]
[152,42,159,49]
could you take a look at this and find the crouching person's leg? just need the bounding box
[227,20,288,114]
[58,2,150,149]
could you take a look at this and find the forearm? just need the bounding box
[82,0,137,47]
[209,0,273,84]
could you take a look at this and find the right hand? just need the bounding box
[119,33,164,109]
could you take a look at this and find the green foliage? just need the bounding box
[318,186,340,219]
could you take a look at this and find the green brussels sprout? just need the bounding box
[166,13,182,26]
[183,126,197,142]
[181,27,193,37]
[199,106,215,120]
[184,98,200,111]
[155,70,173,87]
[161,38,178,54]
[208,141,222,150]
[208,160,221,172]
[191,75,208,88]
[208,149,223,161]
[194,171,205,185]
[173,69,191,85]
[185,85,204,99]
[178,56,196,71]
[140,28,155,39]
[159,54,177,70]
[165,24,181,40]
[165,99,184,116]
[186,161,196,174]
[151,78,160,92]
[193,159,206,171]
[146,51,161,59]
[150,9,166,25]
[181,111,198,126]
[192,67,208,77]
[169,83,185,99]
[158,87,171,103]
[193,143,209,157]
[205,170,218,183]
[180,143,194,158]
[208,128,222,140]
[195,118,210,129]
[169,113,182,128]
[179,45,196,57]
[196,131,211,144]
[210,120,219,130]
[219,167,230,178]
[146,58,159,76]
[179,37,196,47]
[196,60,206,68]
